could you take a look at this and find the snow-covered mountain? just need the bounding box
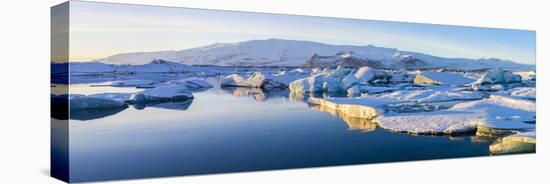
[97,38,533,70]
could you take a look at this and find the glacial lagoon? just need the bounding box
[53,77,493,182]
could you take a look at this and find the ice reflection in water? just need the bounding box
[51,77,494,182]
[221,87,289,101]
[310,104,377,132]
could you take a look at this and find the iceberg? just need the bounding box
[220,72,290,89]
[68,93,129,110]
[322,76,345,93]
[475,68,522,85]
[221,73,262,88]
[414,71,475,86]
[103,79,157,87]
[509,87,536,100]
[184,79,214,89]
[513,71,536,81]
[308,96,397,120]
[310,104,377,132]
[289,73,329,93]
[389,69,415,83]
[489,131,536,154]
[167,79,214,91]
[347,85,361,97]
[354,66,388,84]
[341,74,360,90]
[131,85,194,103]
[290,68,362,93]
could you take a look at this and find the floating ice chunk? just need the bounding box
[323,76,345,93]
[389,69,414,83]
[266,72,306,89]
[341,75,360,89]
[221,72,290,89]
[331,66,353,78]
[131,85,194,103]
[509,87,536,100]
[289,73,327,93]
[354,67,376,82]
[347,85,361,97]
[374,112,479,135]
[289,68,307,74]
[470,84,504,92]
[308,96,397,120]
[513,71,536,81]
[310,104,377,132]
[377,89,486,102]
[182,79,214,90]
[489,131,536,154]
[414,71,475,86]
[221,73,263,88]
[105,79,156,87]
[354,67,388,83]
[290,69,359,93]
[475,68,522,85]
[462,95,535,129]
[68,93,129,110]
[374,95,535,135]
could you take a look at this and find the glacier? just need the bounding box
[94,39,534,70]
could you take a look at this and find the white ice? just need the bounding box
[374,95,535,135]
[68,93,129,109]
[414,71,475,86]
[376,88,486,102]
[131,85,194,103]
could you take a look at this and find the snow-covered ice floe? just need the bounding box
[308,96,398,120]
[310,104,377,132]
[474,68,522,85]
[489,131,536,154]
[289,73,328,93]
[374,95,535,135]
[289,67,363,94]
[99,79,157,87]
[413,71,475,86]
[309,92,534,136]
[221,72,304,90]
[130,85,194,103]
[508,87,536,100]
[66,79,209,109]
[166,79,214,91]
[374,88,486,102]
[68,93,130,110]
[354,67,389,83]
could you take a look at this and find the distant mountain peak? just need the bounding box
[96,38,533,70]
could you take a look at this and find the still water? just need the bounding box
[57,78,490,182]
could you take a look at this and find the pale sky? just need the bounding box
[66,1,536,64]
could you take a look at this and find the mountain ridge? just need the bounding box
[95,38,534,70]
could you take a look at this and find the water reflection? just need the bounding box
[310,104,377,132]
[132,99,193,111]
[51,94,194,121]
[221,87,289,101]
[70,107,128,121]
